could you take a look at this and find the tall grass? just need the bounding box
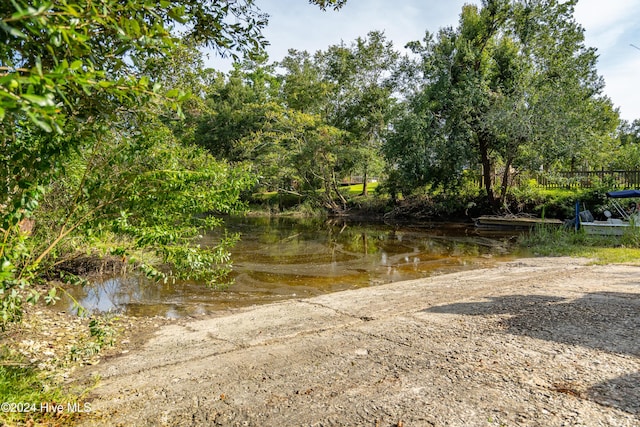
[519,223,640,264]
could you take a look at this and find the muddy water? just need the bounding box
[64,217,522,317]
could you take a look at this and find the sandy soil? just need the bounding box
[75,257,640,426]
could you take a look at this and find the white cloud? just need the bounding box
[575,0,640,121]
[599,55,640,121]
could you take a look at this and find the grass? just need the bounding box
[576,247,640,264]
[519,224,640,264]
[0,309,116,426]
[0,352,87,426]
[344,182,379,195]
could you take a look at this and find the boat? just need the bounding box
[474,215,563,231]
[579,190,640,236]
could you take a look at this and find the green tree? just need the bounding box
[610,119,640,170]
[275,49,351,208]
[315,31,399,196]
[240,104,349,210]
[278,49,330,115]
[35,120,254,282]
[386,0,618,207]
[618,119,640,146]
[509,0,618,174]
[193,55,280,160]
[192,51,351,211]
[0,0,346,326]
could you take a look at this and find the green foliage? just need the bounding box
[311,0,347,10]
[193,32,400,210]
[520,225,640,263]
[278,50,331,114]
[35,120,255,284]
[314,31,399,196]
[504,178,577,218]
[192,56,282,159]
[608,119,640,169]
[386,0,619,207]
[1,118,256,326]
[617,119,640,146]
[1,0,318,326]
[88,315,116,351]
[1,0,263,135]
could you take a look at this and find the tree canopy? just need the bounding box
[385,0,618,207]
[0,0,347,326]
[1,0,636,327]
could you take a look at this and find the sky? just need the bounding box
[206,0,640,122]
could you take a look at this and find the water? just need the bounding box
[62,216,522,318]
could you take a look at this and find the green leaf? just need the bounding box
[22,93,54,107]
[26,112,53,132]
[0,22,26,39]
[50,32,62,47]
[34,57,43,77]
[165,88,180,98]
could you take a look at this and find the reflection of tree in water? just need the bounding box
[68,216,517,317]
[69,277,137,314]
[226,216,516,278]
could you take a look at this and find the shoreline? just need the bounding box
[74,257,640,426]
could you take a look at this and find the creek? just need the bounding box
[62,216,524,317]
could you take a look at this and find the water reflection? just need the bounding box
[62,217,520,317]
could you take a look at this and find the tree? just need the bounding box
[315,31,399,196]
[385,0,618,208]
[278,49,331,115]
[238,104,348,210]
[0,0,347,326]
[618,119,640,146]
[274,33,399,201]
[193,55,281,160]
[508,0,618,174]
[610,119,640,170]
[192,50,352,211]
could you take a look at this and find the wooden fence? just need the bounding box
[535,170,640,189]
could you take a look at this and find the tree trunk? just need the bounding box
[360,166,368,197]
[478,135,497,209]
[499,156,513,206]
[331,171,348,211]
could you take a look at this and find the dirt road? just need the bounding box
[77,257,640,426]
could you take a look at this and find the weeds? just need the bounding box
[520,223,640,264]
[0,347,87,426]
[0,309,119,426]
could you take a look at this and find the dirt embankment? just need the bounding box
[76,257,640,426]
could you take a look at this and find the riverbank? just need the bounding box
[73,257,639,426]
